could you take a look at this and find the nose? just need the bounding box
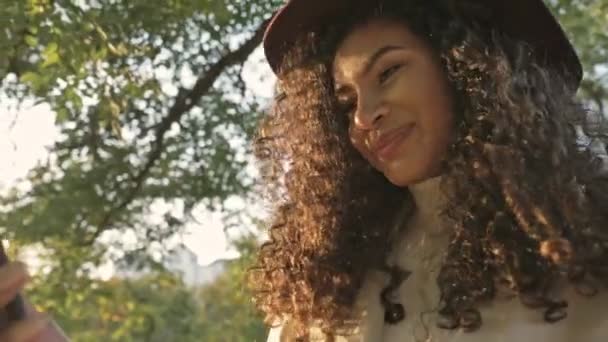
[353,95,388,130]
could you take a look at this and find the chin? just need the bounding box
[382,161,441,188]
[384,170,423,187]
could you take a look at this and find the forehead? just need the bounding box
[332,18,422,82]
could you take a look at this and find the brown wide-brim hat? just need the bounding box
[263,0,582,89]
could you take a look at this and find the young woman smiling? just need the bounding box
[251,0,608,341]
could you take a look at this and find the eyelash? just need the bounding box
[379,64,402,84]
[337,63,403,117]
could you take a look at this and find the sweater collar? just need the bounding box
[355,175,451,341]
[408,175,445,219]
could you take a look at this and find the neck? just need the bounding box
[409,175,445,221]
[399,175,449,244]
[387,175,451,269]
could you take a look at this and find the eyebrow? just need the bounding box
[362,45,405,77]
[335,45,406,95]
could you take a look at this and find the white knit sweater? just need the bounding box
[268,176,608,341]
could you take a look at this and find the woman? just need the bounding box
[0,261,68,341]
[250,0,608,341]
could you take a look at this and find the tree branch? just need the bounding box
[84,19,271,245]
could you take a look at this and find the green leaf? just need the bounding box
[25,35,38,47]
[56,108,70,123]
[42,42,60,67]
[20,71,39,85]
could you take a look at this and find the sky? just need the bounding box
[0,47,275,268]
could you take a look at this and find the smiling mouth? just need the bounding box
[374,124,415,160]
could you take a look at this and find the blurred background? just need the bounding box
[0,0,606,341]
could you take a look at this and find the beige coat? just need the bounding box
[267,176,608,341]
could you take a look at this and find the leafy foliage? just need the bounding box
[29,271,202,342]
[0,0,279,270]
[196,235,267,342]
[547,0,608,113]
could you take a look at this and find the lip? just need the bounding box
[373,124,415,160]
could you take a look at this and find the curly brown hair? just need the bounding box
[249,0,608,338]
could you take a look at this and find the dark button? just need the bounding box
[384,303,405,324]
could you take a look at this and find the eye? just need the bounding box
[379,64,402,84]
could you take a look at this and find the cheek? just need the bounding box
[349,130,378,166]
[414,90,455,176]
[349,130,367,156]
[419,112,453,170]
[383,71,454,184]
[423,91,454,148]
[412,63,455,147]
[418,91,453,138]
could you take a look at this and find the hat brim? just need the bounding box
[263,0,582,88]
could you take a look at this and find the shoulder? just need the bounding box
[559,285,608,338]
[266,270,388,342]
[266,318,361,342]
[266,323,284,342]
[473,283,608,341]
[266,319,327,342]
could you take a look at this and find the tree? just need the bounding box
[0,0,281,338]
[28,270,205,342]
[197,234,267,342]
[547,0,608,114]
[0,0,279,252]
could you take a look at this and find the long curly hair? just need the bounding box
[249,0,608,338]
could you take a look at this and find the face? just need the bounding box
[332,18,454,187]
